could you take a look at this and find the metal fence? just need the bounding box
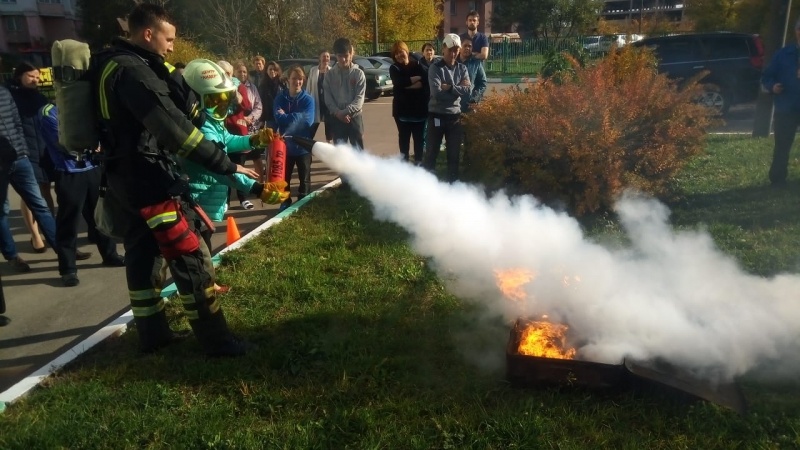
[357,36,634,76]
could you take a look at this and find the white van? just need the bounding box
[615,34,645,47]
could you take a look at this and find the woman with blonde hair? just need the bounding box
[305,50,333,142]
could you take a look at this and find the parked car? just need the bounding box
[583,34,644,57]
[613,33,645,48]
[582,35,617,55]
[369,57,394,69]
[371,51,429,63]
[632,32,764,115]
[353,56,393,99]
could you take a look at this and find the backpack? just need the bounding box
[50,39,97,160]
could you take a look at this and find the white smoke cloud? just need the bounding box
[311,142,800,382]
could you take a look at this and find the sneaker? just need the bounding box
[102,254,126,267]
[9,257,30,273]
[61,273,80,287]
[241,200,254,210]
[75,250,93,261]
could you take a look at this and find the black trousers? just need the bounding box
[330,114,364,150]
[423,114,463,183]
[770,111,800,184]
[319,108,334,141]
[285,153,312,199]
[394,119,425,163]
[54,168,118,275]
[108,177,233,352]
[228,152,248,203]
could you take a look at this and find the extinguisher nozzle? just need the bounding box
[292,136,317,152]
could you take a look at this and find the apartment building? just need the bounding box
[601,0,686,24]
[0,0,79,66]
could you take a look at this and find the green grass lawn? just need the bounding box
[1,135,799,449]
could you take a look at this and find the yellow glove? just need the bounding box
[260,180,290,204]
[256,127,275,147]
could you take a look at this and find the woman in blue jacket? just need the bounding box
[274,65,315,211]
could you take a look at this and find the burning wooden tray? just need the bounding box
[506,317,626,389]
[506,318,748,414]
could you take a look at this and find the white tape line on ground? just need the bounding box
[0,177,343,409]
[222,178,341,254]
[0,310,133,405]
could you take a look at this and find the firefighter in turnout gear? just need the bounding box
[95,3,259,355]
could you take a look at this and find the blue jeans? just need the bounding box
[0,156,57,260]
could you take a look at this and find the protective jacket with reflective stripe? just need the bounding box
[94,38,236,208]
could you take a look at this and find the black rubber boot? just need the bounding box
[189,309,252,357]
[134,311,184,353]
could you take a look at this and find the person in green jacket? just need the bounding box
[179,59,280,250]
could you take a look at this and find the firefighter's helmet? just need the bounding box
[183,59,236,121]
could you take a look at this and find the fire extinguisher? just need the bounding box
[267,135,286,184]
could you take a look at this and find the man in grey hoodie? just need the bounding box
[423,33,471,183]
[323,38,366,150]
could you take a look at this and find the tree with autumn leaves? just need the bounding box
[76,0,442,58]
[686,0,800,34]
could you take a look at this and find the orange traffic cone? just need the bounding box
[226,216,241,246]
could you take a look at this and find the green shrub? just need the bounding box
[540,44,587,83]
[463,46,714,216]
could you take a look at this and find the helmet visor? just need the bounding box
[203,91,233,121]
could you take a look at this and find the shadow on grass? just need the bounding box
[71,291,778,419]
[667,182,800,231]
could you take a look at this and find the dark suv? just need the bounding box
[632,32,764,114]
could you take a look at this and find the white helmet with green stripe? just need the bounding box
[183,59,236,121]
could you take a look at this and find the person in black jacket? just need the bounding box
[389,41,428,164]
[94,3,264,355]
[7,63,53,205]
[6,63,57,254]
[254,61,284,180]
[0,85,59,273]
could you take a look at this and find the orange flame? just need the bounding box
[494,268,535,301]
[517,319,577,360]
[497,269,577,359]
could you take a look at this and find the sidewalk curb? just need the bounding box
[0,178,343,410]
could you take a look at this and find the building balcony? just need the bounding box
[38,2,65,17]
[4,28,31,44]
